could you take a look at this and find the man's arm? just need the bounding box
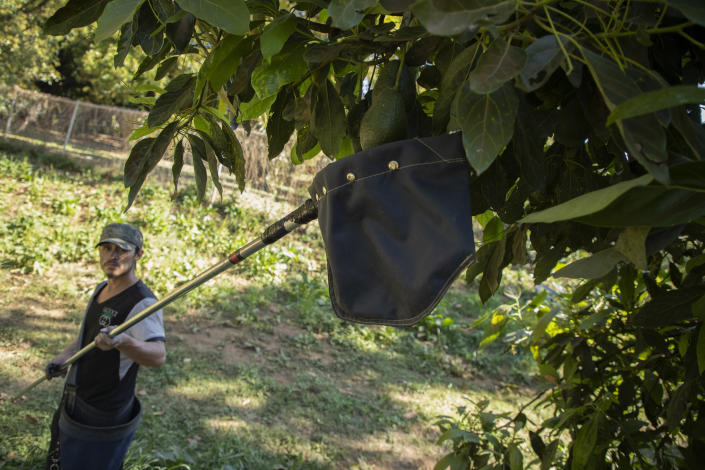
[95,327,166,368]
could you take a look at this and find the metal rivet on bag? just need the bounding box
[322,186,327,194]
[346,172,355,182]
[388,160,399,170]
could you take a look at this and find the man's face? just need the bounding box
[98,243,142,279]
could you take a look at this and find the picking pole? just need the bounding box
[16,199,318,399]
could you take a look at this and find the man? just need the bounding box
[44,223,166,470]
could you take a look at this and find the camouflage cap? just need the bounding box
[96,223,143,251]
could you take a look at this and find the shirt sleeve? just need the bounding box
[123,297,165,342]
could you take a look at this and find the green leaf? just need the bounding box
[129,96,157,106]
[529,431,546,460]
[519,174,653,224]
[152,0,175,21]
[135,2,164,55]
[267,89,295,159]
[172,139,184,191]
[508,444,523,470]
[203,106,229,125]
[176,0,250,35]
[670,161,705,192]
[666,382,689,431]
[221,124,245,191]
[553,248,627,279]
[672,109,705,160]
[134,42,171,78]
[578,310,610,331]
[469,37,527,94]
[572,414,599,470]
[251,45,308,99]
[412,0,516,36]
[480,237,507,301]
[483,217,504,243]
[261,13,298,59]
[148,74,196,127]
[328,0,377,29]
[434,452,468,470]
[129,123,159,140]
[187,134,208,201]
[542,441,559,470]
[115,21,134,67]
[303,43,348,66]
[698,325,705,375]
[205,142,223,199]
[44,0,109,35]
[511,99,547,191]
[582,49,668,180]
[94,0,144,42]
[193,115,211,135]
[669,0,705,27]
[124,137,156,187]
[432,43,479,134]
[239,94,277,121]
[606,85,705,126]
[453,81,518,175]
[518,35,570,92]
[576,187,705,227]
[335,136,354,160]
[136,83,167,94]
[689,258,705,277]
[476,210,494,228]
[633,288,705,328]
[166,11,196,51]
[532,310,559,342]
[155,56,179,81]
[291,136,320,164]
[150,122,179,170]
[615,227,650,269]
[124,122,177,208]
[311,79,346,157]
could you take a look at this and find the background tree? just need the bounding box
[44,0,705,468]
[1,0,195,106]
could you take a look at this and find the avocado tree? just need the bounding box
[1,0,172,106]
[45,0,705,468]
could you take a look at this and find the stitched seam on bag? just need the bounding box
[413,137,454,162]
[322,158,466,197]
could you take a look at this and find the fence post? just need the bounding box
[63,100,81,154]
[3,87,19,140]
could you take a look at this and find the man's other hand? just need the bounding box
[95,326,126,351]
[45,362,66,380]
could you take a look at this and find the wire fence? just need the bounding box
[0,85,327,203]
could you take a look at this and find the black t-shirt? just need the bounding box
[76,280,160,412]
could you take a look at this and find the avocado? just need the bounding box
[359,87,407,150]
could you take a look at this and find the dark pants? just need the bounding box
[46,386,141,470]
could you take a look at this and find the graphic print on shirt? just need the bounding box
[99,307,119,328]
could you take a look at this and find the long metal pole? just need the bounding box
[16,199,318,398]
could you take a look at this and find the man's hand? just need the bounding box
[45,361,67,380]
[95,326,127,351]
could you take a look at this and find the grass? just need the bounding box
[0,144,539,469]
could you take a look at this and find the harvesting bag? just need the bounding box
[309,133,476,326]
